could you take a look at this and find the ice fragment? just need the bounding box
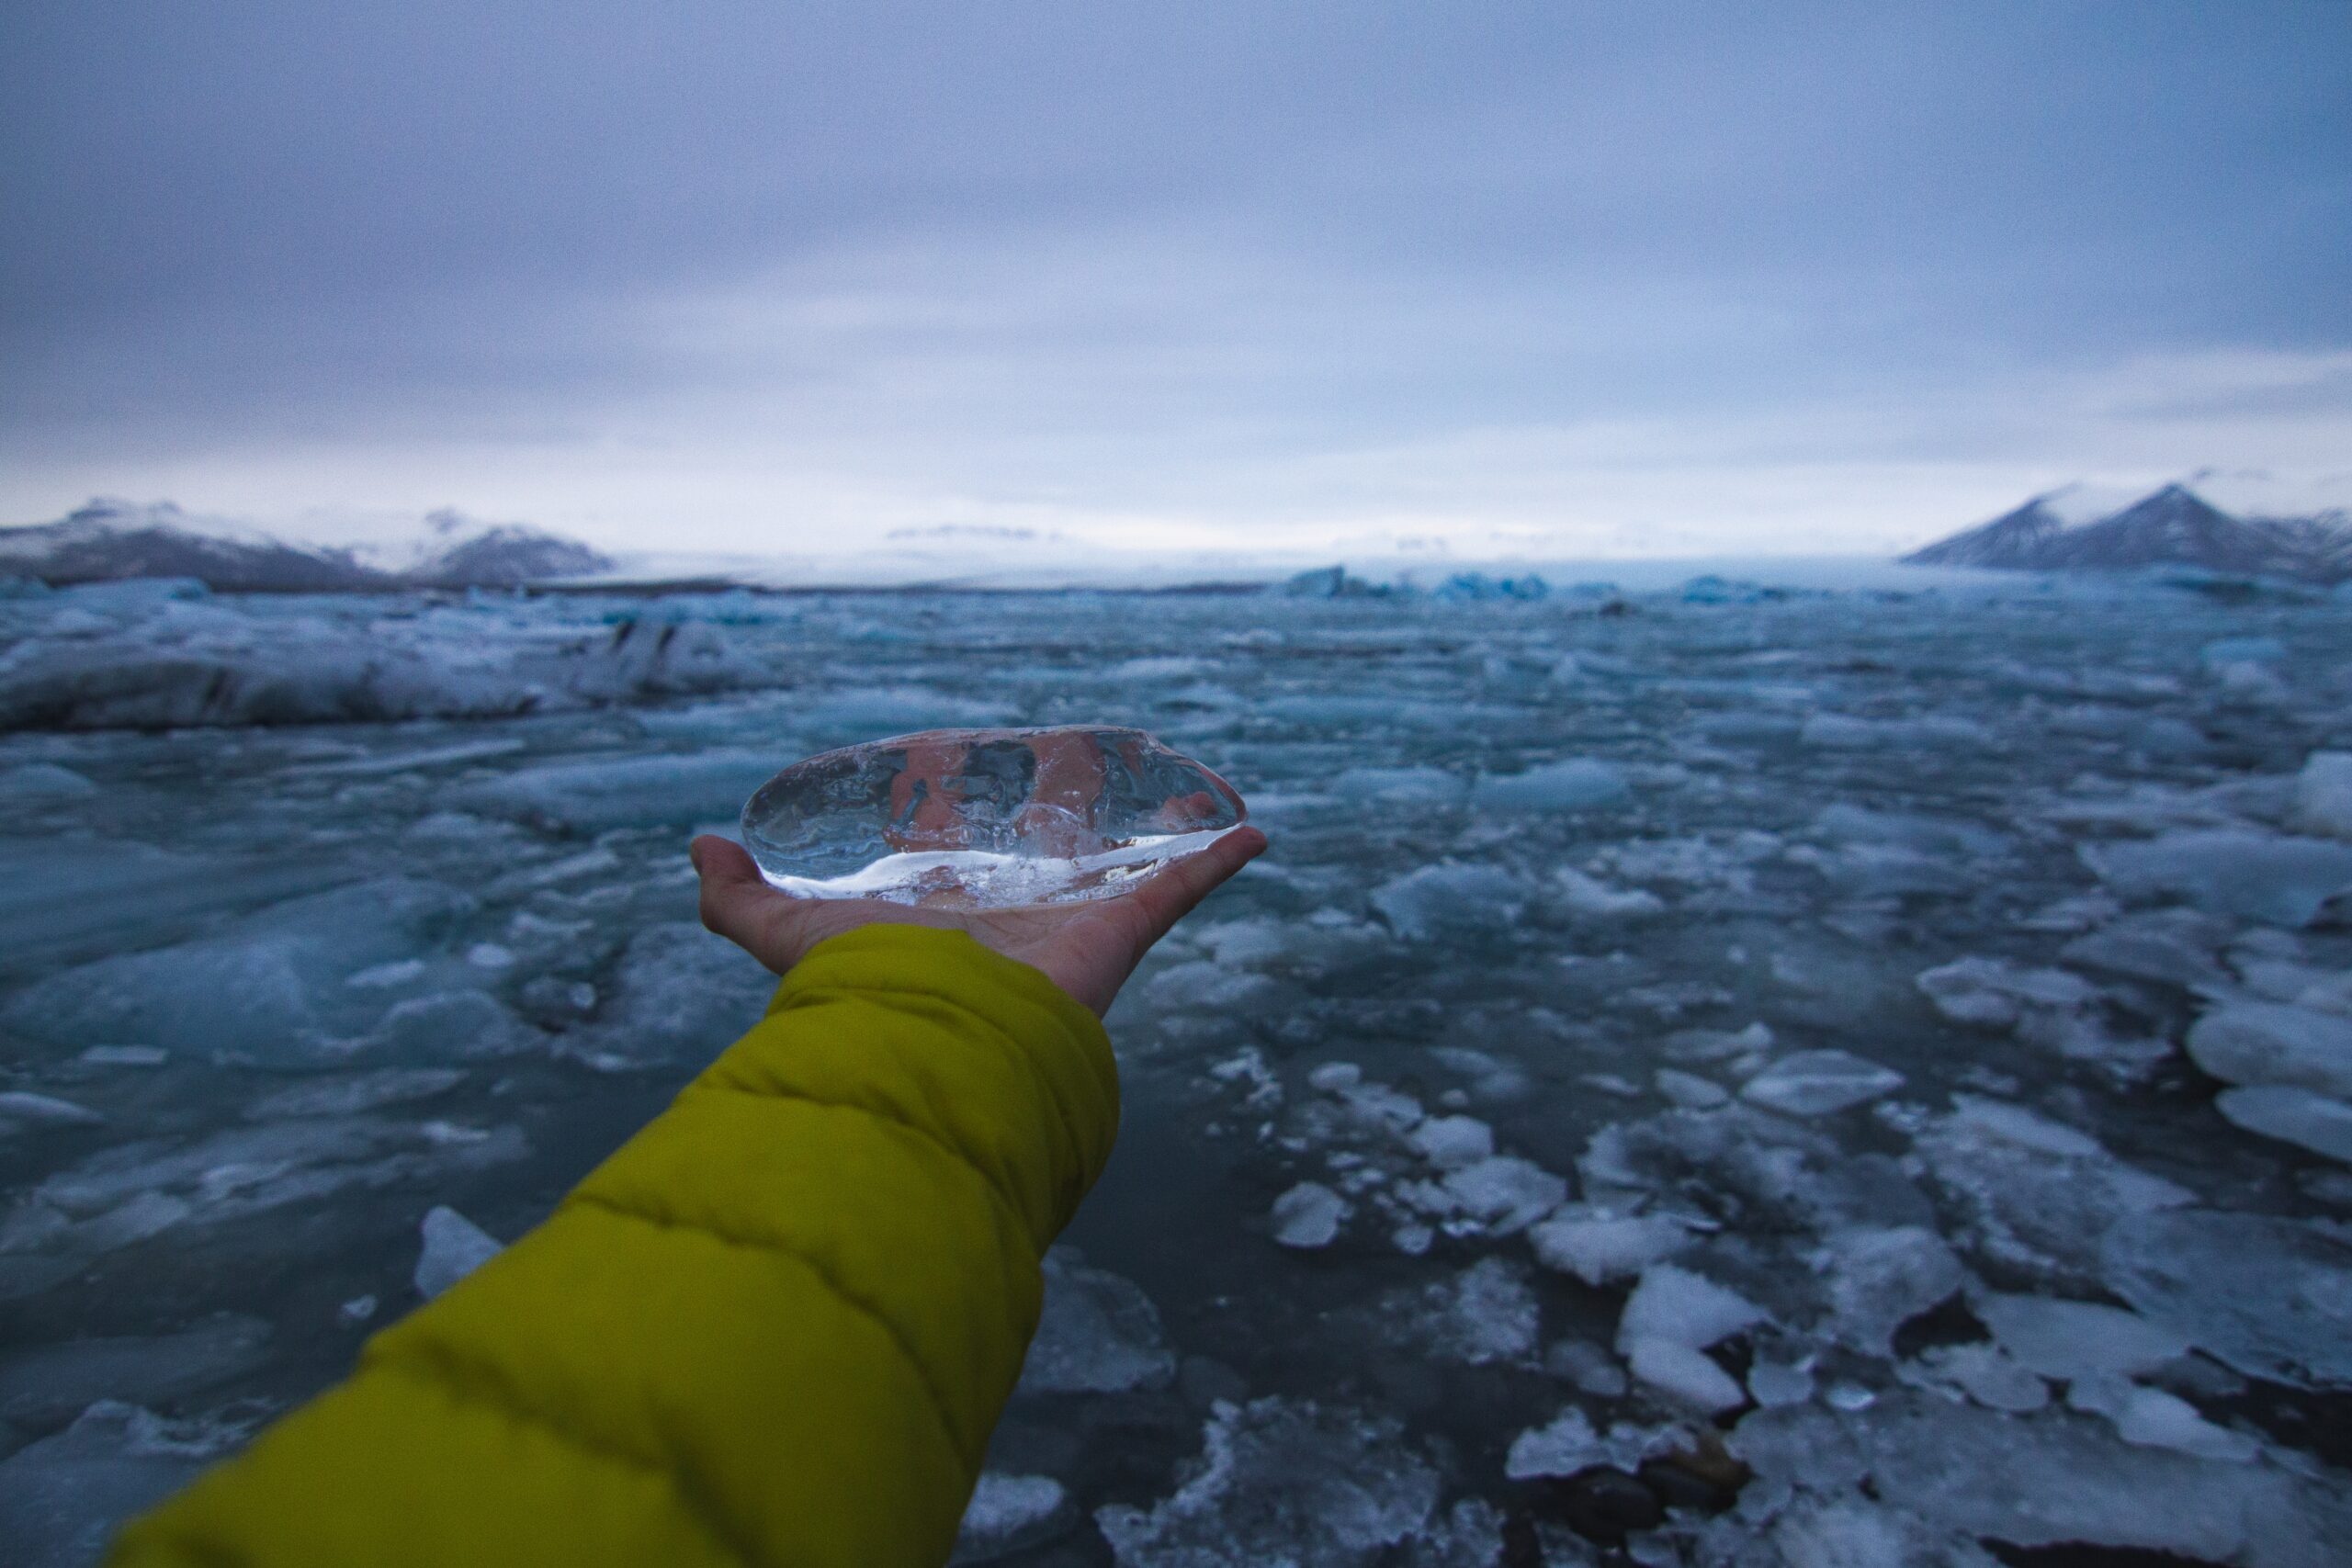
[741,726,1245,908]
[1272,1182,1349,1248]
[1738,1051,1903,1116]
[413,1205,503,1299]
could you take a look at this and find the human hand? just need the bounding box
[687,827,1269,1017]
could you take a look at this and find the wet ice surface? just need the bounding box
[3,575,2352,1566]
[741,726,1246,908]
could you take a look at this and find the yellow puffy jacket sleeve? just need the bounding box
[107,923,1121,1568]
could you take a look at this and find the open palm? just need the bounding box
[688,827,1268,1017]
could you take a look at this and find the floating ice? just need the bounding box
[1272,1182,1349,1248]
[413,1204,503,1300]
[1469,758,1628,811]
[0,762,96,798]
[1378,1258,1539,1365]
[953,1472,1069,1562]
[2083,829,2352,927]
[0,1091,104,1131]
[1814,1225,1966,1354]
[2215,1085,2352,1162]
[1973,1292,2190,1382]
[0,1314,271,1431]
[2067,1376,2260,1463]
[1095,1398,1439,1568]
[1432,1156,1566,1235]
[1905,1341,2047,1414]
[1916,1099,2191,1282]
[1503,1407,1603,1479]
[1528,1207,1693,1286]
[2295,750,2352,839]
[0,1402,245,1568]
[1625,1337,1746,1414]
[2187,1002,2352,1100]
[1733,1392,2342,1568]
[1369,862,1526,941]
[1017,1249,1175,1395]
[1617,1264,1767,1352]
[741,727,1246,908]
[1405,1114,1493,1170]
[1737,1050,1903,1117]
[2099,1209,2352,1387]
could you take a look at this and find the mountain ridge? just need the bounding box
[0,499,613,592]
[1903,482,2351,584]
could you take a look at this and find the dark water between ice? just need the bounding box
[2,573,2349,1566]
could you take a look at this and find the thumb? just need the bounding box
[690,834,779,951]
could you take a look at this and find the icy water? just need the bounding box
[2,573,2350,1566]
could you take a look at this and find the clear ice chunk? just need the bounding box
[740,726,1247,908]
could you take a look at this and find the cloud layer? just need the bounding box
[4,3,2347,557]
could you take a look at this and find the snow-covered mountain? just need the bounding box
[0,499,387,591]
[1904,482,2352,583]
[366,508,614,587]
[0,499,612,591]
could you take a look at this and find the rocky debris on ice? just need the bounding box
[1272,1182,1350,1248]
[2294,750,2352,839]
[2216,1085,2352,1162]
[2098,1209,2352,1388]
[1018,1248,1176,1395]
[413,1205,503,1299]
[1738,1050,1904,1117]
[951,1472,1069,1563]
[0,1314,273,1431]
[2187,1002,2352,1100]
[1528,1207,1693,1286]
[1095,1398,1440,1568]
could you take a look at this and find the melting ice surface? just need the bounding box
[3,569,2352,1566]
[741,726,1246,908]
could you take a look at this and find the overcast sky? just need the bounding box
[3,3,2348,559]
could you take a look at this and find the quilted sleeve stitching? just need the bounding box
[361,1358,760,1568]
[650,1082,1038,1259]
[566,1190,979,1470]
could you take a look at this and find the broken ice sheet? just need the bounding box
[740,726,1246,908]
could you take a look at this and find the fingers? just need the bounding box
[1125,825,1268,942]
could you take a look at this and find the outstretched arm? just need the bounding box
[109,828,1263,1568]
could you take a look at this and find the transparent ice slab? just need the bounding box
[740,726,1247,908]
